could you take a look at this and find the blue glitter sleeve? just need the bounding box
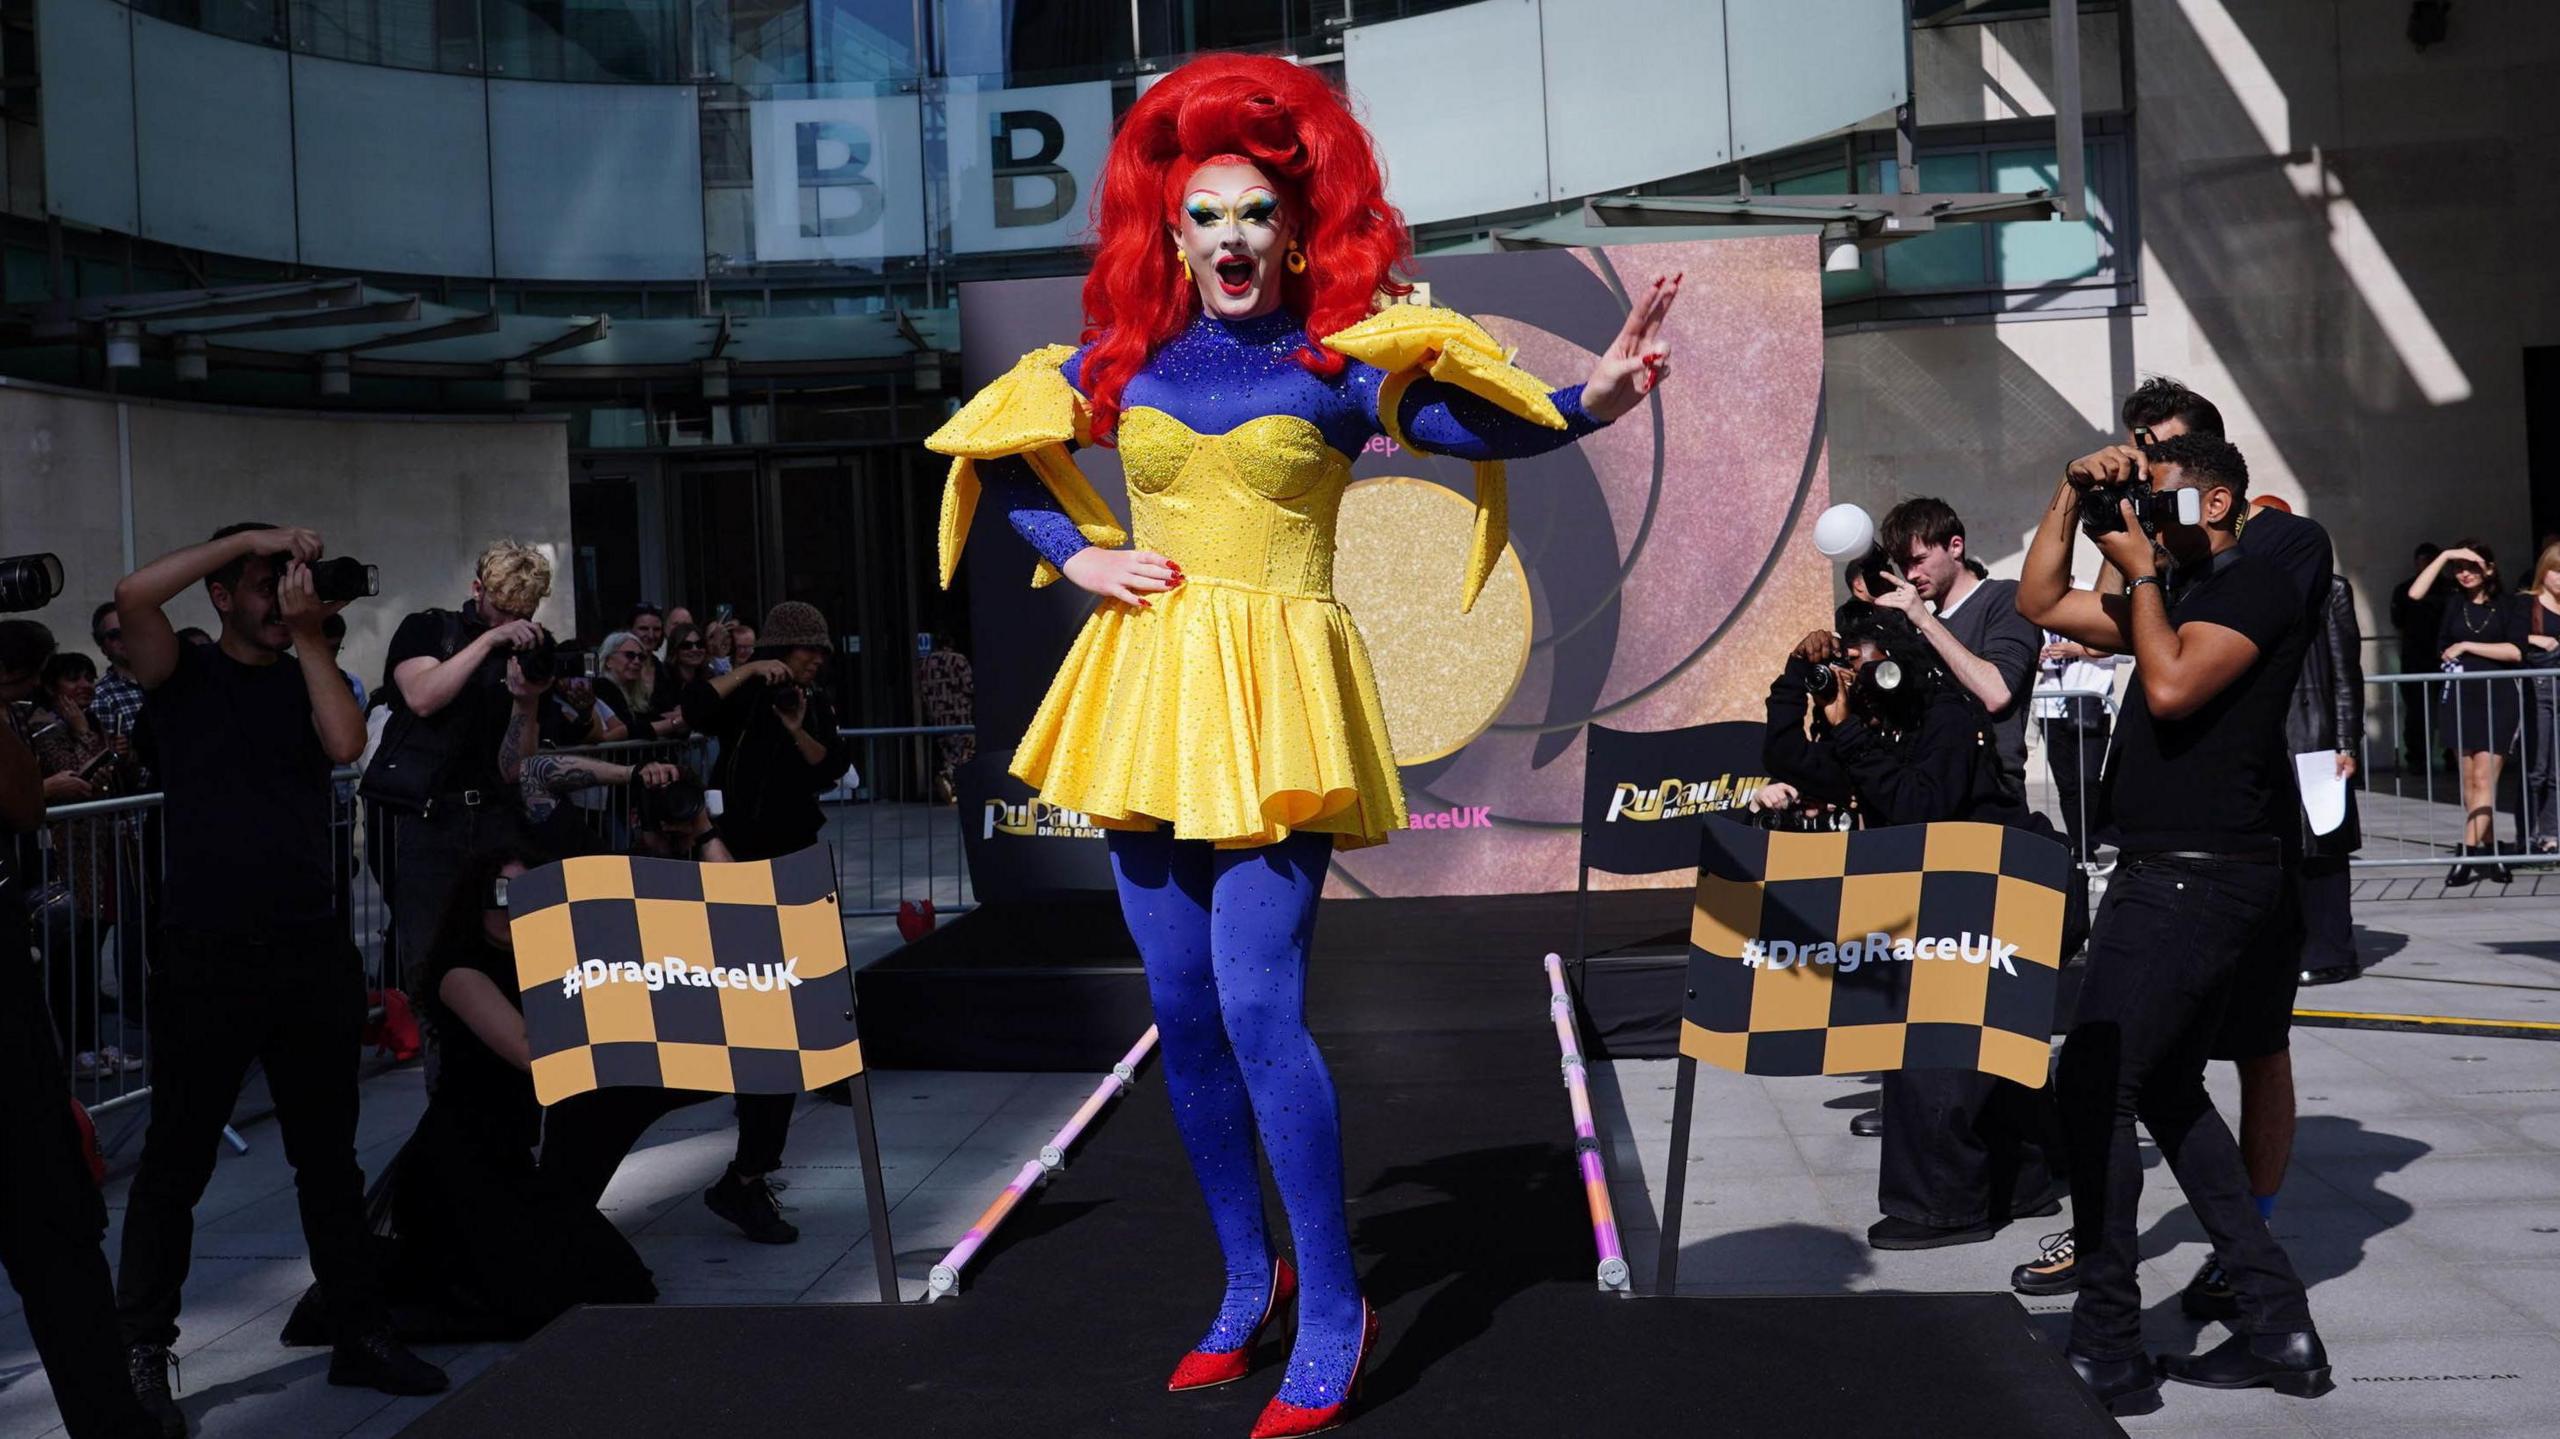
[1391,380,1605,461]
[978,456,1093,572]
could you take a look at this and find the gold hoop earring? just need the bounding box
[1285,243,1308,275]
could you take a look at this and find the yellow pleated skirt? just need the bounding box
[1008,575,1408,849]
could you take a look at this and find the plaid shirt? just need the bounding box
[89,668,146,739]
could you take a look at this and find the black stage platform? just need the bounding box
[406,893,2121,1439]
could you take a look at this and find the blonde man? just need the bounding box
[372,540,556,986]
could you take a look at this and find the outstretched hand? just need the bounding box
[1581,272,1682,421]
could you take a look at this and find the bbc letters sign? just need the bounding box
[947,82,1110,254]
[750,95,927,263]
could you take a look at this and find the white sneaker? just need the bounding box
[98,1046,146,1074]
[74,1051,105,1077]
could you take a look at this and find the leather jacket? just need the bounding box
[2285,576,2363,856]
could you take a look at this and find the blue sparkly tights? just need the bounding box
[1107,826,1363,1409]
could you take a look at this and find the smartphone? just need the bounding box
[713,603,736,625]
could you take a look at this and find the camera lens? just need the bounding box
[0,553,65,614]
[311,556,378,605]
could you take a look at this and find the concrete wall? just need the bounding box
[0,381,573,689]
[1830,0,2556,656]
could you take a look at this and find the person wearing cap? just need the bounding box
[675,601,850,1245]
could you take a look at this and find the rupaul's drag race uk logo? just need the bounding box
[1604,773,1767,824]
[983,798,1107,841]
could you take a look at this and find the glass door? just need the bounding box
[671,460,767,632]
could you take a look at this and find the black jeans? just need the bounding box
[539,1087,793,1207]
[2059,854,2314,1359]
[1878,1069,2059,1228]
[0,935,156,1438]
[116,924,386,1348]
[389,803,529,989]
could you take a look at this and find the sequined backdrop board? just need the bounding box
[954,235,1830,899]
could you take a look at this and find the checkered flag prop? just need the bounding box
[1681,818,2069,1088]
[507,845,860,1106]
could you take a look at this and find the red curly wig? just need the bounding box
[1078,55,1411,442]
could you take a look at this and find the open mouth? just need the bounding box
[1214,256,1255,297]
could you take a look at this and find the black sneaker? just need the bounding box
[2011,1230,2080,1296]
[127,1342,188,1439]
[706,1168,801,1245]
[328,1330,449,1396]
[1849,1108,1884,1138]
[2181,1257,2240,1321]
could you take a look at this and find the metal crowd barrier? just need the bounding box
[27,722,980,1123]
[826,723,979,918]
[2023,683,2116,872]
[2355,667,2560,873]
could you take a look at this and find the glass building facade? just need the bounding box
[6,0,2130,725]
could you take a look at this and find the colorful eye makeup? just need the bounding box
[1183,188,1282,229]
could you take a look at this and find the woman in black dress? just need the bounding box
[2412,541,2524,884]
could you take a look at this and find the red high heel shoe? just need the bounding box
[1167,1257,1298,1392]
[1248,1301,1379,1438]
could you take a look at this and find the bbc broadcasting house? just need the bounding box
[0,0,2545,727]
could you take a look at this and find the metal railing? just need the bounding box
[2354,668,2560,873]
[2023,682,2116,870]
[23,722,980,1123]
[826,724,979,917]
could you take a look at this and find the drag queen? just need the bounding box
[928,55,1677,1435]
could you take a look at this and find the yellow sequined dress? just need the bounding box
[928,306,1593,850]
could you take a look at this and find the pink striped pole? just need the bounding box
[928,1025,1160,1300]
[1545,953,1632,1292]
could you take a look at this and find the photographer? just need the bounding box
[2016,436,2328,1410]
[371,541,554,976]
[681,602,850,866]
[111,525,445,1431]
[0,619,158,1439]
[1872,498,2043,790]
[1758,611,2072,1252]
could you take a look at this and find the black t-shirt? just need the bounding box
[2237,506,2334,621]
[147,640,335,933]
[424,935,540,1149]
[1932,577,2040,788]
[2098,550,2305,852]
[591,675,649,730]
[2506,592,2560,663]
[683,674,851,861]
[385,605,513,794]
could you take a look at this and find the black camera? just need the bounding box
[0,553,64,614]
[311,556,378,604]
[515,634,590,685]
[2076,477,2201,539]
[635,771,706,829]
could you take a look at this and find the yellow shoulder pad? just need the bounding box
[926,344,1091,457]
[1320,305,1563,430]
[929,345,1125,591]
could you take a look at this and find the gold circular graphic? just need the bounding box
[1333,476,1534,766]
